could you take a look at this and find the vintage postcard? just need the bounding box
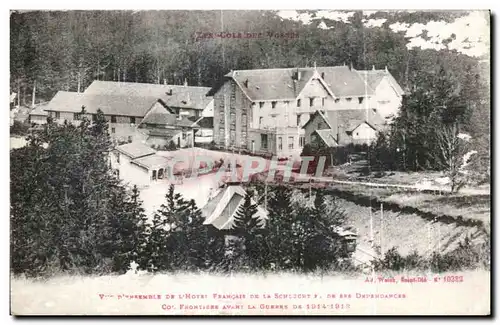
[9,9,491,316]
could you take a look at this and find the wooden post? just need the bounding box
[380,203,384,254]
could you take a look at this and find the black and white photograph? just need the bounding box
[9,9,491,315]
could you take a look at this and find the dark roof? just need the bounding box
[144,128,181,138]
[85,80,213,111]
[314,129,338,147]
[116,142,156,159]
[192,116,214,129]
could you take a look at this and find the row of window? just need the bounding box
[63,112,138,124]
[277,136,305,150]
[253,96,365,109]
[259,114,304,128]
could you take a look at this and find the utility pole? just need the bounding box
[370,207,374,248]
[31,80,36,108]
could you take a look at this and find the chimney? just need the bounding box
[349,62,353,71]
[293,69,302,81]
[184,78,188,86]
[313,61,317,69]
[372,65,375,71]
[385,66,388,73]
[163,79,167,85]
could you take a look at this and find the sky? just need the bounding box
[276,10,490,58]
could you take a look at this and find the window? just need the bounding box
[334,98,340,103]
[111,115,117,123]
[288,136,294,149]
[271,101,277,109]
[92,114,97,122]
[299,136,305,148]
[318,122,323,129]
[310,98,314,107]
[261,134,268,149]
[346,98,352,102]
[182,132,186,140]
[116,152,120,164]
[55,112,60,119]
[322,98,325,107]
[297,115,301,127]
[74,113,80,120]
[111,127,116,134]
[128,136,133,143]
[358,97,364,104]
[259,117,264,127]
[130,117,136,124]
[259,102,264,108]
[278,137,283,150]
[297,99,301,107]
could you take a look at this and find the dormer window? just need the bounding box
[358,97,364,104]
[259,102,264,108]
[271,101,277,109]
[321,72,325,79]
[297,99,301,107]
[334,98,340,103]
[346,98,352,102]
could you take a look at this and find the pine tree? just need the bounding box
[232,191,266,269]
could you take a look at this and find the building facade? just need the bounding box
[209,65,403,158]
[43,80,213,147]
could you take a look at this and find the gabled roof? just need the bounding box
[223,68,316,101]
[316,66,374,97]
[191,116,214,129]
[84,80,213,111]
[314,129,338,147]
[29,103,49,116]
[356,69,405,96]
[140,103,178,126]
[324,109,386,132]
[116,142,156,159]
[45,90,161,117]
[45,91,87,113]
[131,154,172,170]
[201,184,268,230]
[209,65,404,102]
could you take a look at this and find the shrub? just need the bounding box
[10,120,30,136]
